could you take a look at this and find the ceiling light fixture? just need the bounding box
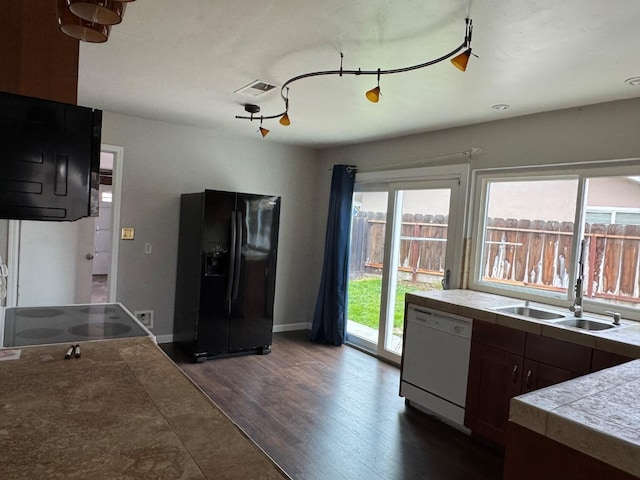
[491,104,510,110]
[624,77,640,86]
[56,0,136,43]
[236,17,476,137]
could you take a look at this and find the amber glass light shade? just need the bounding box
[279,113,291,126]
[451,48,472,72]
[365,86,381,103]
[67,0,127,25]
[259,127,270,137]
[57,0,111,42]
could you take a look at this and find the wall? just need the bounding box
[101,112,324,340]
[318,97,640,220]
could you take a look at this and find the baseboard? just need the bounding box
[272,322,311,333]
[155,334,174,344]
[156,324,310,345]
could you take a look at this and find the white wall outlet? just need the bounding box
[144,243,152,254]
[134,310,154,328]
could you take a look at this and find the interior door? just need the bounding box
[17,217,95,306]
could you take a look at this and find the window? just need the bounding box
[473,167,640,318]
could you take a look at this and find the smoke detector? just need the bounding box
[234,80,278,97]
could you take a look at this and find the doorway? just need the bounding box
[91,153,115,303]
[346,175,464,364]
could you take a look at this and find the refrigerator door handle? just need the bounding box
[226,211,237,315]
[232,211,242,301]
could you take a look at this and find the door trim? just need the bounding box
[102,144,124,303]
[347,164,470,365]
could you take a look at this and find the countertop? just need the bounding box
[406,289,640,477]
[406,289,640,358]
[0,337,289,480]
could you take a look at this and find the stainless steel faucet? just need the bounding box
[569,239,586,318]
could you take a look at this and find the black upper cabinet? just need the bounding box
[0,91,102,221]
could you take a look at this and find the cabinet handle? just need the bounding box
[526,370,532,390]
[512,364,518,383]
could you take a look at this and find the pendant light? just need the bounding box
[450,18,474,72]
[279,90,291,126]
[67,0,127,26]
[57,0,111,43]
[450,49,472,72]
[259,118,270,137]
[365,69,382,103]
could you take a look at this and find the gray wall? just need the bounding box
[101,113,324,339]
[318,98,640,172]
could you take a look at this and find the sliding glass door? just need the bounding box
[347,179,461,363]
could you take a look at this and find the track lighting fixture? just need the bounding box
[236,16,475,137]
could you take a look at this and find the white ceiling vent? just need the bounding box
[234,80,278,97]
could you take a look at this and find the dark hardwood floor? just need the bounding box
[161,330,504,480]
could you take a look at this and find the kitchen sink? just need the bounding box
[493,305,567,320]
[553,318,617,331]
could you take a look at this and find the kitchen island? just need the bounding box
[0,337,289,480]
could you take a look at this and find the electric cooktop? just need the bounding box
[1,303,153,348]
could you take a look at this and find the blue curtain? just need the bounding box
[311,165,356,345]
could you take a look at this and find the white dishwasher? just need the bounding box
[400,304,472,430]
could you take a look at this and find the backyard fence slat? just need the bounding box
[587,223,607,296]
[504,218,519,281]
[514,219,532,282]
[542,220,560,286]
[529,220,546,284]
[620,225,640,297]
[558,222,574,288]
[603,224,624,294]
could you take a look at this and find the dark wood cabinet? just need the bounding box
[505,422,637,480]
[464,321,525,447]
[591,349,633,372]
[465,341,523,446]
[465,320,592,448]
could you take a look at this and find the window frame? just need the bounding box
[469,159,640,321]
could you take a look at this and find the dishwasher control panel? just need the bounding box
[409,305,472,338]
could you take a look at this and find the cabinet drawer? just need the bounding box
[525,334,591,375]
[472,320,526,355]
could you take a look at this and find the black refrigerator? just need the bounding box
[173,189,280,362]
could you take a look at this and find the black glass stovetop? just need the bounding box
[2,303,151,348]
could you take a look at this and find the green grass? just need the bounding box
[347,276,441,330]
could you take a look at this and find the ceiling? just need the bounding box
[77,0,640,149]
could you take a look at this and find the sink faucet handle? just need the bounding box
[604,311,621,326]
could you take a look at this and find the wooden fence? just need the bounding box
[350,212,640,305]
[350,212,448,282]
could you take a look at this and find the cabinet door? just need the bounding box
[522,359,578,393]
[465,341,523,447]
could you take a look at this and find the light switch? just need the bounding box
[121,227,135,240]
[144,243,152,254]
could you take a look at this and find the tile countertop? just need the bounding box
[405,289,640,358]
[405,289,640,477]
[0,337,289,480]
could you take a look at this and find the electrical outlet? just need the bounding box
[134,310,154,328]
